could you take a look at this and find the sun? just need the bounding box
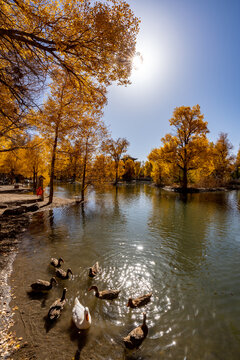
[130,37,167,88]
[131,51,151,82]
[132,52,144,71]
[130,45,160,83]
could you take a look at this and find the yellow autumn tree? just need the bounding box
[188,142,214,187]
[55,139,81,182]
[101,137,129,185]
[0,0,140,111]
[0,0,139,165]
[211,133,234,185]
[134,161,144,180]
[143,161,152,178]
[71,118,108,201]
[0,150,24,183]
[160,105,209,190]
[20,136,50,191]
[122,157,136,181]
[52,113,109,197]
[0,135,50,187]
[90,155,115,186]
[148,147,175,186]
[235,148,240,179]
[33,71,92,203]
[0,84,29,153]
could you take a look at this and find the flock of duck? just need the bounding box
[30,257,152,349]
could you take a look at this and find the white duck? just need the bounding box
[72,297,91,330]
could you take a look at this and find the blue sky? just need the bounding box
[103,0,240,161]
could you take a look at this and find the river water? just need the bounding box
[10,184,240,359]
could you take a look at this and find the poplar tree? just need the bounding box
[160,105,209,190]
[102,137,129,185]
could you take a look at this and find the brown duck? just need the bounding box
[48,288,67,321]
[89,262,100,277]
[50,257,64,268]
[55,268,73,279]
[127,292,152,308]
[123,312,148,349]
[88,285,120,300]
[31,277,57,292]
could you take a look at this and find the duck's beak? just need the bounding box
[86,313,89,322]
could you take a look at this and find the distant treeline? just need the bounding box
[1,105,239,197]
[147,105,240,190]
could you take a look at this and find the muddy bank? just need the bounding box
[0,194,76,359]
[0,213,30,358]
[0,214,31,266]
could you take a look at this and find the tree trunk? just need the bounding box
[33,168,37,192]
[182,146,188,191]
[48,126,59,204]
[182,167,188,191]
[114,161,119,185]
[81,161,86,202]
[72,173,76,183]
[81,142,88,202]
[72,159,77,183]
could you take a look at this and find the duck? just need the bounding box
[88,285,120,300]
[126,292,152,308]
[48,288,67,321]
[123,312,148,349]
[30,277,57,292]
[55,268,73,279]
[72,297,91,330]
[50,257,64,268]
[89,262,100,277]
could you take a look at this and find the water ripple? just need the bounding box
[8,186,240,360]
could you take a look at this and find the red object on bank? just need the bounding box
[36,186,43,196]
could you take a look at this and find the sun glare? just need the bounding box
[131,43,162,84]
[132,52,143,70]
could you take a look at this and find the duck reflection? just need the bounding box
[69,322,88,360]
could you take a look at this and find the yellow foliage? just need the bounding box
[143,161,152,178]
[0,0,140,112]
[235,148,240,178]
[160,105,209,188]
[101,137,129,184]
[210,133,234,185]
[91,155,115,185]
[0,0,139,188]
[148,148,174,185]
[0,135,50,187]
